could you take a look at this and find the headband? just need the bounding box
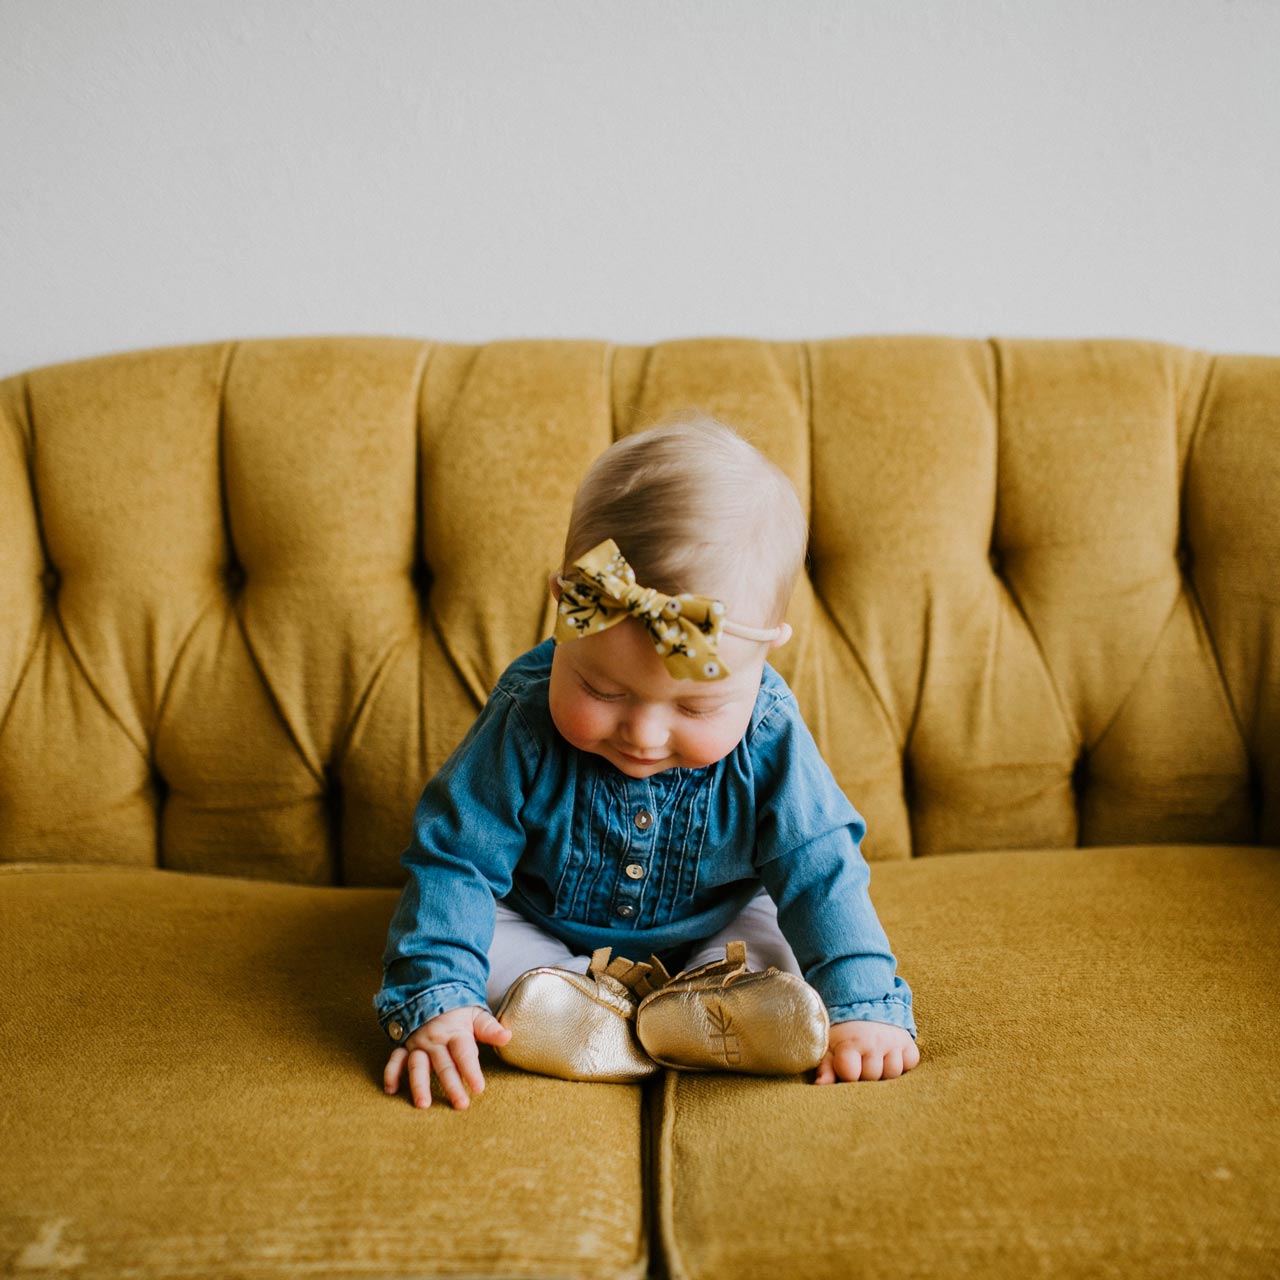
[553,539,783,681]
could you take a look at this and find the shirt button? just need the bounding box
[634,809,653,830]
[625,863,645,880]
[616,903,636,918]
[388,1021,405,1042]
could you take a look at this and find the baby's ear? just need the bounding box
[548,570,563,601]
[769,622,793,651]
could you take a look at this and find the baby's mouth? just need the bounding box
[615,748,667,765]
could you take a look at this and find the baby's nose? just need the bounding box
[621,706,668,749]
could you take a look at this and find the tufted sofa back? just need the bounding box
[1,336,1276,885]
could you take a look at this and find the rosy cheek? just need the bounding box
[551,692,613,751]
[671,723,725,768]
[674,710,753,768]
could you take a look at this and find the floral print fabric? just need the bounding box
[554,539,731,681]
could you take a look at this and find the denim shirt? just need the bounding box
[375,638,916,1042]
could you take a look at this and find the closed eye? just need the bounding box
[579,676,624,702]
[678,704,723,718]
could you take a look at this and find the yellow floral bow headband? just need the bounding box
[553,539,783,681]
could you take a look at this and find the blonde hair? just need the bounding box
[562,414,808,627]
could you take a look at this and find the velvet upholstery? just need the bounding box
[656,845,1280,1279]
[0,865,649,1278]
[1,336,1277,1277]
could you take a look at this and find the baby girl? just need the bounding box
[376,416,918,1108]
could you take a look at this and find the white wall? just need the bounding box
[2,0,1278,378]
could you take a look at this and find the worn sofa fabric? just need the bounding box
[0,864,650,1278]
[1,335,1278,1277]
[657,845,1280,1279]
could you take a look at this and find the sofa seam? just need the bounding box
[150,589,226,761]
[413,340,432,779]
[655,1070,689,1280]
[314,343,439,796]
[226,597,326,786]
[22,375,48,570]
[1177,349,1216,519]
[639,1074,662,1280]
[799,340,902,754]
[1172,356,1251,753]
[215,340,240,585]
[198,340,325,782]
[47,580,152,762]
[1085,546,1205,761]
[987,337,1081,753]
[151,342,239,759]
[0,623,40,747]
[0,379,70,747]
[331,631,417,775]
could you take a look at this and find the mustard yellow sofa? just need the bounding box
[2,335,1277,1279]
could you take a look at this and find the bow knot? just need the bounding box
[554,540,731,681]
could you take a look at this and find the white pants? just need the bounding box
[485,887,803,1011]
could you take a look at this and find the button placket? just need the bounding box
[612,802,653,921]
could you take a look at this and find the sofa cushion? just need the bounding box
[0,866,650,1280]
[655,845,1280,1279]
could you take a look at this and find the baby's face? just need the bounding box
[548,614,781,779]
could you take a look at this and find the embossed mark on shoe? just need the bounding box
[707,1000,741,1066]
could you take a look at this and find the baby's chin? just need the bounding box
[601,744,728,776]
[604,747,677,776]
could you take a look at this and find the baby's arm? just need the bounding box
[815,1020,919,1084]
[375,687,538,1064]
[383,1005,512,1109]
[749,697,919,1062]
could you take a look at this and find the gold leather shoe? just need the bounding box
[635,941,830,1075]
[494,947,671,1083]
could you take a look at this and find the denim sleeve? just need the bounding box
[372,687,537,1042]
[750,698,917,1039]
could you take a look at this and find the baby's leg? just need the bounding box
[486,900,591,1010]
[682,886,804,976]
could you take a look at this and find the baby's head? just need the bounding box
[561,414,806,630]
[547,415,807,778]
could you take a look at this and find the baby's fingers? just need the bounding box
[813,1050,837,1086]
[449,1031,488,1097]
[383,1046,408,1095]
[428,1043,472,1110]
[833,1040,865,1082]
[473,1009,512,1047]
[408,1048,434,1109]
[884,1041,921,1077]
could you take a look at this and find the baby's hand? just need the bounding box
[814,1019,919,1084]
[383,1005,513,1110]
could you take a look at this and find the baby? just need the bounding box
[376,416,918,1109]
